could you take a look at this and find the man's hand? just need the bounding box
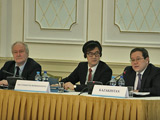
[64,82,74,90]
[133,90,139,92]
[0,80,8,86]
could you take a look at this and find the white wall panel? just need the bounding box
[24,0,88,44]
[102,0,160,48]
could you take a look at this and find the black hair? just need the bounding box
[130,47,149,59]
[82,40,102,58]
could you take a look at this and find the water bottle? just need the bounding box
[109,76,116,86]
[118,76,125,86]
[42,71,49,82]
[35,71,41,81]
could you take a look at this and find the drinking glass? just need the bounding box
[58,82,64,93]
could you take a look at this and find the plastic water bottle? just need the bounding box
[35,71,41,81]
[109,76,116,86]
[42,71,49,82]
[118,76,125,86]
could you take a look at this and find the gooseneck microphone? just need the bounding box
[78,87,88,95]
[106,70,127,85]
[2,70,15,76]
[78,81,103,95]
[2,70,25,79]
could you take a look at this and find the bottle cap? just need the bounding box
[37,71,40,74]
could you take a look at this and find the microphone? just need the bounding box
[78,81,103,95]
[78,87,88,95]
[2,70,25,79]
[2,70,25,89]
[2,70,15,76]
[106,70,127,85]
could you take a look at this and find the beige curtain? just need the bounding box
[0,90,159,120]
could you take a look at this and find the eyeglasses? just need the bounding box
[87,52,100,57]
[130,57,144,63]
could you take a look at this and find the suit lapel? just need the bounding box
[81,62,88,84]
[9,63,16,75]
[21,59,29,79]
[130,71,136,85]
[141,65,150,88]
[93,62,101,81]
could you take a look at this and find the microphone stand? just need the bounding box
[2,70,25,79]
[78,87,88,95]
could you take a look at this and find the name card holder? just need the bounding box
[92,85,129,98]
[15,80,50,93]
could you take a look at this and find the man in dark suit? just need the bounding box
[123,47,160,95]
[0,41,41,86]
[61,40,112,92]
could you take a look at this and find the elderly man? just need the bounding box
[123,47,160,95]
[0,41,41,86]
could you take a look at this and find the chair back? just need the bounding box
[47,73,62,85]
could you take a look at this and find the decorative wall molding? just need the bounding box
[102,39,160,48]
[102,0,160,48]
[24,37,85,44]
[35,0,77,30]
[24,0,88,44]
[115,0,160,33]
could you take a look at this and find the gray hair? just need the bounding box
[12,41,29,55]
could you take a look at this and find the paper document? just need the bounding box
[133,92,150,96]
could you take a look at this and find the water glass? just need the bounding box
[127,86,133,97]
[58,82,64,93]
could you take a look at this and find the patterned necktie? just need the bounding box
[16,66,20,76]
[137,73,141,90]
[88,68,92,81]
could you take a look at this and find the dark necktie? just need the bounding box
[16,66,20,76]
[137,73,141,90]
[88,68,92,81]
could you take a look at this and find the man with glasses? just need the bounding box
[61,40,112,92]
[123,47,160,95]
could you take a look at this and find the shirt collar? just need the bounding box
[88,62,99,72]
[136,66,148,76]
[15,60,27,71]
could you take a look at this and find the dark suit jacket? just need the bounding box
[61,61,112,92]
[123,64,160,96]
[0,58,42,80]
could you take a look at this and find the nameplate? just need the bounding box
[15,80,50,93]
[92,85,129,98]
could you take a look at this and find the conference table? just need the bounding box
[0,90,160,120]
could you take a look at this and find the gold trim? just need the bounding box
[114,0,160,33]
[24,0,87,44]
[35,0,77,30]
[114,0,123,32]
